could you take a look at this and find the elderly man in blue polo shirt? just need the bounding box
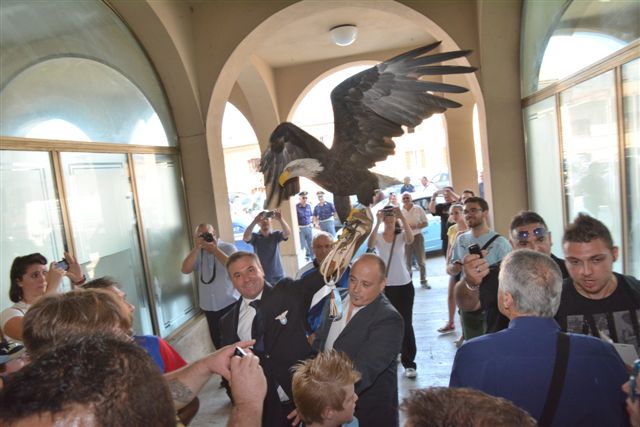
[296,191,313,261]
[312,191,337,237]
[450,249,628,426]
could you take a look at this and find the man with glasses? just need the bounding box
[296,191,314,261]
[457,211,568,334]
[401,192,429,288]
[446,197,511,341]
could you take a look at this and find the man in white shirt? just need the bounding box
[401,192,429,288]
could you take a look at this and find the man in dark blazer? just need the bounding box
[220,251,326,427]
[313,254,404,427]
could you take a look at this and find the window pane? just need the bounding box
[523,97,565,258]
[0,0,176,145]
[0,151,67,312]
[60,152,153,334]
[623,59,640,276]
[560,71,622,271]
[133,154,196,337]
[521,0,639,96]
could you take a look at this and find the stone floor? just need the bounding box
[191,254,458,426]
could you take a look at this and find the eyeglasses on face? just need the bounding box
[515,227,547,242]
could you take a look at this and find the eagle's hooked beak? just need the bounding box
[278,169,290,187]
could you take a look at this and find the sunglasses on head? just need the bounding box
[515,227,547,241]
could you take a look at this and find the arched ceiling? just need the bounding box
[252,6,436,68]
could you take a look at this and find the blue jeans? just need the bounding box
[299,226,313,259]
[318,218,336,237]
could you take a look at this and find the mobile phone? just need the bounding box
[55,259,70,271]
[468,244,483,258]
[233,346,247,358]
[263,211,275,219]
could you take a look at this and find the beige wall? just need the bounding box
[111,0,527,241]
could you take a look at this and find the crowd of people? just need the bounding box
[1,181,639,427]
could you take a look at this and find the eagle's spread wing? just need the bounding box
[329,41,476,167]
[261,122,329,209]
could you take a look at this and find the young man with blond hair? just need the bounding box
[292,350,361,427]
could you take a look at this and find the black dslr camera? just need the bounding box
[200,232,215,243]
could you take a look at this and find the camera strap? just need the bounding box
[199,249,217,285]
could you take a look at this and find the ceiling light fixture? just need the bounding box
[330,24,358,47]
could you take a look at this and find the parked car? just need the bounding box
[231,219,254,252]
[430,172,450,189]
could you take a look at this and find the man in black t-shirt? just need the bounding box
[555,214,640,352]
[458,211,569,334]
[428,186,459,255]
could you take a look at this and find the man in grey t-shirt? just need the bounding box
[181,223,239,349]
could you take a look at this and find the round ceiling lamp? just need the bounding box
[330,24,358,47]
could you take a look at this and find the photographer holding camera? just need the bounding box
[182,223,239,350]
[367,205,419,379]
[243,209,291,284]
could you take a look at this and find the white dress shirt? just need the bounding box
[237,291,263,342]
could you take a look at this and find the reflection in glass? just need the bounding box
[523,98,564,258]
[60,152,152,334]
[623,59,639,276]
[521,0,639,95]
[0,151,67,312]
[560,71,622,271]
[133,154,195,337]
[0,0,176,145]
[1,58,168,146]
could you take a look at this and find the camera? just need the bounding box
[383,206,395,217]
[199,232,214,243]
[263,211,275,219]
[55,259,70,271]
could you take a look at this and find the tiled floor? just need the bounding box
[191,254,458,426]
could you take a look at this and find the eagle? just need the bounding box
[260,41,476,223]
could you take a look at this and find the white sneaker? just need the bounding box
[404,368,417,378]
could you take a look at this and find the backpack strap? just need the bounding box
[481,234,501,251]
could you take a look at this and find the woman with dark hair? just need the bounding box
[367,205,419,379]
[0,252,82,343]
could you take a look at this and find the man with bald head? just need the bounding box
[313,254,404,427]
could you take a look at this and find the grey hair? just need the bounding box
[498,250,562,317]
[312,231,334,245]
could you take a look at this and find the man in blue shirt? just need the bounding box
[312,191,337,237]
[243,209,291,284]
[296,191,313,261]
[181,223,239,349]
[450,250,628,426]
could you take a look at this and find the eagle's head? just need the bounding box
[278,158,324,187]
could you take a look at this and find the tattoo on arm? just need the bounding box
[168,380,195,404]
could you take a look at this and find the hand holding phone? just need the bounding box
[234,346,247,358]
[55,259,70,271]
[468,244,483,258]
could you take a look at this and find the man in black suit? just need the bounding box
[220,251,326,427]
[313,254,404,427]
